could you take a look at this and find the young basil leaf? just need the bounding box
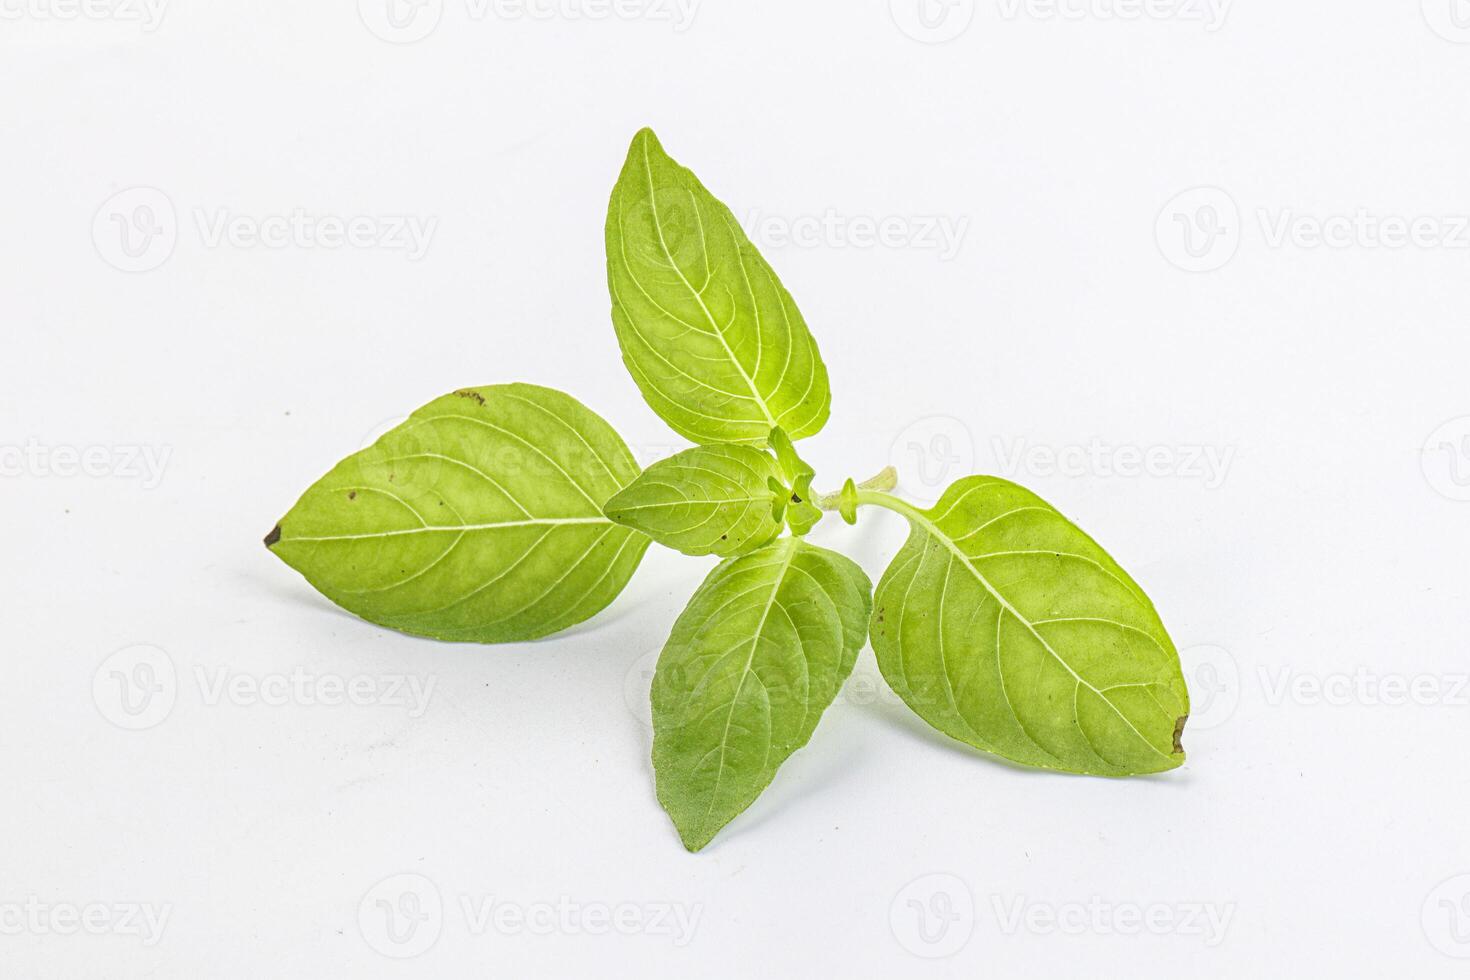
[765,426,811,484]
[652,537,872,851]
[785,466,822,532]
[869,477,1189,777]
[602,444,785,558]
[784,497,823,537]
[266,384,650,644]
[837,478,859,526]
[606,128,831,446]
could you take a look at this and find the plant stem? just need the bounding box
[852,489,923,520]
[814,466,899,511]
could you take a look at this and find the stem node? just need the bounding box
[815,466,898,512]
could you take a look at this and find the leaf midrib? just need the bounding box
[283,516,611,543]
[697,536,798,838]
[610,494,771,513]
[639,135,777,429]
[874,493,1172,763]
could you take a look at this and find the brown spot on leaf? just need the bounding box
[1172,714,1188,754]
[347,490,357,500]
[263,525,282,548]
[454,388,486,405]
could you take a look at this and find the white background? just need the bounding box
[5,0,1470,975]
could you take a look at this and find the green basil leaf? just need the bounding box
[603,444,785,558]
[784,497,823,537]
[606,128,831,446]
[870,477,1189,776]
[765,425,812,484]
[266,384,650,644]
[652,538,871,851]
[836,478,859,525]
